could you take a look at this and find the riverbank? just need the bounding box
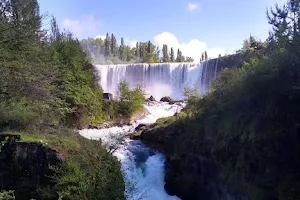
[0,129,125,199]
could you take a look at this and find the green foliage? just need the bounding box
[42,138,125,200]
[183,85,201,113]
[51,34,105,127]
[114,81,145,118]
[162,44,170,62]
[0,1,124,199]
[170,47,175,62]
[0,190,15,200]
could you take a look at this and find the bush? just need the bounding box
[114,80,145,118]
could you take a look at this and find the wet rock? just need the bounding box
[148,95,156,101]
[160,96,174,103]
[134,124,149,132]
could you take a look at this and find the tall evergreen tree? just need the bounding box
[201,52,204,62]
[139,42,143,58]
[170,47,175,62]
[0,0,42,49]
[176,48,182,62]
[135,42,139,57]
[162,44,170,62]
[147,40,151,54]
[204,51,208,60]
[111,33,117,56]
[104,33,110,57]
[119,37,125,61]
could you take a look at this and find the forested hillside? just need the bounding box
[0,0,125,199]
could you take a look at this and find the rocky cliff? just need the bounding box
[0,134,62,199]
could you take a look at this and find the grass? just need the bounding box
[1,128,81,153]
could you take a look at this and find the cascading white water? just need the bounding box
[96,61,219,100]
[79,101,185,200]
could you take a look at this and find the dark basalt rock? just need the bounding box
[148,95,156,101]
[160,96,174,103]
[0,136,62,199]
[134,124,148,132]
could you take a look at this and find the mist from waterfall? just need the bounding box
[96,60,219,100]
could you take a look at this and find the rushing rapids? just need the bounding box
[79,101,185,200]
[96,60,220,100]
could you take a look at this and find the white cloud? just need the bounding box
[187,3,198,12]
[95,35,106,40]
[124,38,138,48]
[153,32,230,61]
[61,14,102,39]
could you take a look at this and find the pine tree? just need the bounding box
[162,44,170,62]
[139,42,143,58]
[176,48,182,62]
[201,52,204,61]
[119,37,125,61]
[111,33,117,56]
[204,51,208,60]
[170,47,174,62]
[104,33,110,57]
[135,42,139,57]
[1,0,42,49]
[147,41,151,54]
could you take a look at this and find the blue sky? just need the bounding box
[38,0,285,60]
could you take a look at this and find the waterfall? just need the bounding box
[96,61,219,100]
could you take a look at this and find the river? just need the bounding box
[79,101,184,200]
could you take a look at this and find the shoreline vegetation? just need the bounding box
[133,1,300,199]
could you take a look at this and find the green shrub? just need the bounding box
[114,80,145,118]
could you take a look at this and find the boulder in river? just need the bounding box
[160,96,173,103]
[148,95,156,101]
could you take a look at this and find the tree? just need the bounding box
[135,42,139,57]
[201,52,204,62]
[162,44,170,62]
[266,0,300,48]
[176,49,183,62]
[170,47,175,62]
[147,40,151,54]
[119,37,125,61]
[50,17,61,42]
[116,80,145,117]
[139,42,143,58]
[0,0,43,49]
[104,33,110,57]
[185,57,194,62]
[111,33,117,56]
[204,51,208,60]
